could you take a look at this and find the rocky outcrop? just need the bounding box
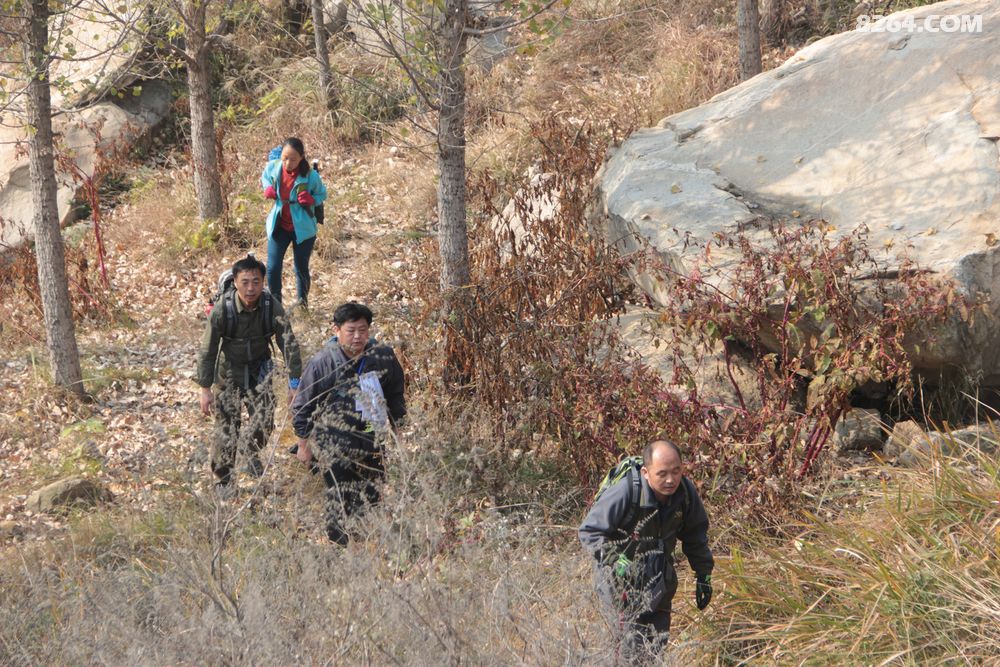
[0,2,169,249]
[0,81,172,248]
[833,408,885,452]
[615,307,767,412]
[595,0,1000,383]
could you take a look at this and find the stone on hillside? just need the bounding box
[884,420,925,458]
[494,171,560,259]
[48,0,148,109]
[595,0,1000,383]
[25,477,111,513]
[834,408,885,452]
[893,423,999,467]
[0,521,24,538]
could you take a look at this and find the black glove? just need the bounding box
[695,573,712,610]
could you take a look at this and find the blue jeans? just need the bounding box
[266,226,315,303]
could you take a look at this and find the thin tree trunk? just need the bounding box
[216,0,237,35]
[312,0,336,111]
[23,0,85,396]
[438,0,471,384]
[185,0,225,221]
[738,0,762,81]
[438,0,471,292]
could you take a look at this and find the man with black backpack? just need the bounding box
[197,254,302,495]
[579,437,714,662]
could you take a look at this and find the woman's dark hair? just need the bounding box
[282,137,310,177]
[333,301,374,326]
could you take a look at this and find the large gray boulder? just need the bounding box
[0,1,166,249]
[595,0,1000,382]
[48,0,148,108]
[0,81,171,248]
[615,307,766,412]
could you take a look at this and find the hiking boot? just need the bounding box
[325,514,349,546]
[214,479,236,501]
[245,454,264,478]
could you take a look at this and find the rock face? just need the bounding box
[0,2,169,249]
[595,0,1000,382]
[615,308,766,412]
[0,81,172,248]
[25,476,111,513]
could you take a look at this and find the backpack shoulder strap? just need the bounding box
[223,291,237,339]
[621,464,642,532]
[262,292,273,339]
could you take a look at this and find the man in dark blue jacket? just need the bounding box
[291,302,405,544]
[579,438,714,661]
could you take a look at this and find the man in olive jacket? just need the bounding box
[197,255,302,491]
[579,438,714,660]
[291,302,405,544]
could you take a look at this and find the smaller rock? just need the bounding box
[0,520,23,538]
[893,423,999,467]
[834,408,885,452]
[25,477,111,513]
[884,420,925,459]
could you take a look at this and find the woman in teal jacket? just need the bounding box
[261,137,328,307]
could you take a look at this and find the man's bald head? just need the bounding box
[641,438,684,501]
[642,438,682,467]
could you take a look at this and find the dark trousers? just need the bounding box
[266,226,315,303]
[596,563,678,664]
[211,379,274,481]
[318,434,384,525]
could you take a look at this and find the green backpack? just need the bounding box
[594,455,645,530]
[593,454,691,535]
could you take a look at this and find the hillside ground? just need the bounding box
[2,0,999,664]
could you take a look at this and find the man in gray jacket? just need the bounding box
[579,438,714,660]
[291,302,405,544]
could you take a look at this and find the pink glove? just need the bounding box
[297,191,315,206]
[264,185,277,200]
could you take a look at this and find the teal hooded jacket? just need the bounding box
[260,159,328,242]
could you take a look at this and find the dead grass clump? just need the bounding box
[0,405,614,665]
[701,444,1000,664]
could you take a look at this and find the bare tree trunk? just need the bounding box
[216,0,237,35]
[437,0,471,293]
[312,0,336,111]
[185,0,225,221]
[23,0,85,397]
[438,0,472,383]
[738,0,762,81]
